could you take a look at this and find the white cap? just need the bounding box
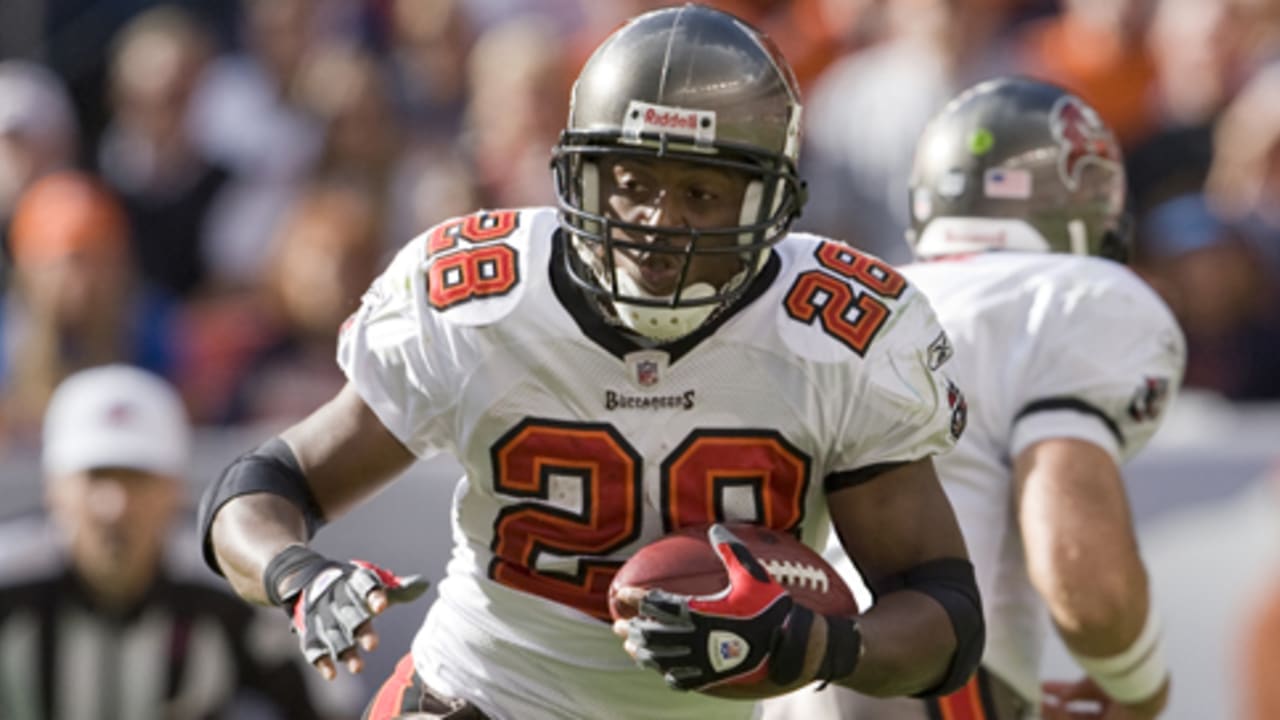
[42,365,191,477]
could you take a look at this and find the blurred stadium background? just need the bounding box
[2,0,1279,718]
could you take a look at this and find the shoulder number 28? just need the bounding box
[785,242,906,355]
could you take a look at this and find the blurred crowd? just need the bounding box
[2,0,1279,448]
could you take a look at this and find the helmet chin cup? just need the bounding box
[573,229,731,342]
[614,281,717,341]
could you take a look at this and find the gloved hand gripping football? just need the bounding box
[612,524,840,693]
[263,544,430,667]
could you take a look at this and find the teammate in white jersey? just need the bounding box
[195,6,985,719]
[763,78,1186,720]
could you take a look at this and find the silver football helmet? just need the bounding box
[552,3,806,341]
[907,77,1130,262]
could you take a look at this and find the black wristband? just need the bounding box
[768,603,815,686]
[262,544,341,612]
[816,614,861,689]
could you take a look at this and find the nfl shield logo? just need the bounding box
[624,350,669,389]
[636,360,659,387]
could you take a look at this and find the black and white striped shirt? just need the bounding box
[0,523,360,720]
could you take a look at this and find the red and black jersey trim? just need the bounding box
[926,667,1000,720]
[363,654,489,719]
[824,460,913,494]
[1013,397,1124,448]
[364,654,420,719]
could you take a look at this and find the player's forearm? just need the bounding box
[833,589,957,696]
[1039,545,1150,658]
[1019,439,1168,706]
[1017,439,1149,657]
[1039,545,1170,709]
[825,459,983,697]
[211,493,311,604]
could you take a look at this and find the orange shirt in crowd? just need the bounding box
[1011,14,1159,148]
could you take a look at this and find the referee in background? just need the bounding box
[0,364,360,719]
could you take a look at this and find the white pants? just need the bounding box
[760,668,1034,720]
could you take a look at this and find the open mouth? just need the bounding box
[617,249,686,296]
[637,259,682,293]
[605,229,715,298]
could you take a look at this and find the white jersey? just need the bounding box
[337,206,960,720]
[826,251,1185,704]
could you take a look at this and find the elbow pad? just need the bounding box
[195,438,326,576]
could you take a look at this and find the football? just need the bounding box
[608,523,859,621]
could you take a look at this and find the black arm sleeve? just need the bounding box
[196,438,327,576]
[872,556,985,697]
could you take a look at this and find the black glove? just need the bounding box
[263,545,429,665]
[617,524,860,693]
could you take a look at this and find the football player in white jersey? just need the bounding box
[762,78,1186,720]
[195,5,985,719]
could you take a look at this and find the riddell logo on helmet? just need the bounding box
[622,101,717,145]
[644,108,699,129]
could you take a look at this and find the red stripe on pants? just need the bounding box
[935,674,987,720]
[368,653,417,719]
